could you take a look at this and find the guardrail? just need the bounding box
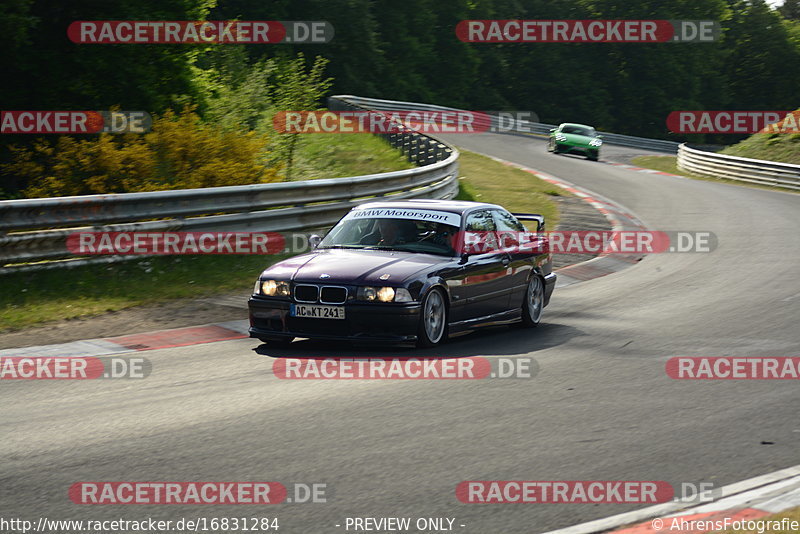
[0,95,459,271]
[335,95,681,153]
[677,144,800,191]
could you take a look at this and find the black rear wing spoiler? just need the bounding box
[512,213,545,233]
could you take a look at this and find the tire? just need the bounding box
[520,276,544,327]
[547,138,554,152]
[416,288,448,348]
[587,150,599,161]
[259,336,295,347]
[552,142,563,154]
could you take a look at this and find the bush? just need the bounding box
[3,108,281,198]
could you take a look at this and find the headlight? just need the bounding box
[589,138,602,147]
[253,279,261,294]
[358,286,377,301]
[377,287,395,302]
[555,134,566,141]
[260,280,290,296]
[357,286,414,302]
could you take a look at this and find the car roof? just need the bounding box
[561,122,595,129]
[351,199,502,215]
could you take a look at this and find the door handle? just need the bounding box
[501,256,510,266]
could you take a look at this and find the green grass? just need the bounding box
[456,151,561,228]
[630,155,684,175]
[0,255,286,331]
[0,146,561,332]
[291,133,414,179]
[721,132,800,165]
[630,155,798,194]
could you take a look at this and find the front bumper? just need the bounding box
[248,297,422,342]
[556,142,598,156]
[544,272,557,306]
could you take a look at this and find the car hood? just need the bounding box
[561,133,596,145]
[261,249,448,285]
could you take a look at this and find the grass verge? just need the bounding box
[721,132,800,166]
[455,151,561,228]
[0,148,561,332]
[292,133,413,178]
[0,255,289,332]
[630,155,797,194]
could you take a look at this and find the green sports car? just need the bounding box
[547,123,602,161]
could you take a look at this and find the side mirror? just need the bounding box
[309,234,322,249]
[459,252,470,264]
[549,128,556,133]
[597,134,603,139]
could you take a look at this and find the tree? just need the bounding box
[779,0,800,20]
[269,54,333,179]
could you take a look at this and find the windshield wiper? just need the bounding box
[362,245,406,251]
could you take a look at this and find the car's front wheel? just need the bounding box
[587,150,599,161]
[417,288,448,347]
[520,276,544,327]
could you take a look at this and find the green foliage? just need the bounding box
[191,49,334,179]
[780,0,800,20]
[3,108,281,198]
[1,0,211,113]
[4,0,800,184]
[267,54,334,179]
[194,47,278,132]
[208,0,800,144]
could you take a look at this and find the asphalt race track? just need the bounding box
[2,133,798,533]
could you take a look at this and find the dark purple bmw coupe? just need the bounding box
[248,199,556,347]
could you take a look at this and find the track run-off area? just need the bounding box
[1,132,798,533]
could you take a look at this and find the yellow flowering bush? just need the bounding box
[3,108,281,198]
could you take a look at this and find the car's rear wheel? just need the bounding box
[259,336,294,347]
[417,288,448,347]
[520,276,544,327]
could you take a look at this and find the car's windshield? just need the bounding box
[319,216,459,256]
[562,125,595,136]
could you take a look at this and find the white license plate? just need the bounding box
[291,304,345,320]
